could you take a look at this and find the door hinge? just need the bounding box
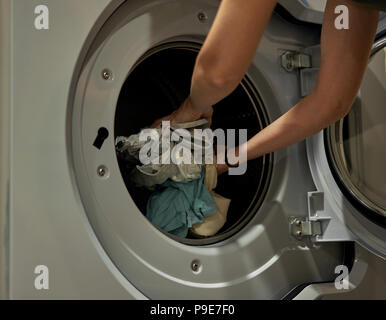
[290,217,322,240]
[290,191,331,240]
[281,51,312,72]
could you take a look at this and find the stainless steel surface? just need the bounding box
[3,0,146,299]
[191,260,201,273]
[290,218,322,239]
[102,69,112,80]
[295,243,386,300]
[281,51,312,72]
[279,0,325,24]
[1,0,384,300]
[326,39,386,218]
[306,35,386,258]
[70,0,344,299]
[0,0,11,300]
[197,11,208,22]
[325,244,386,300]
[97,166,106,177]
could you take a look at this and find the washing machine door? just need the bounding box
[306,34,386,259]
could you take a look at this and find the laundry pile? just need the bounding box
[115,120,230,238]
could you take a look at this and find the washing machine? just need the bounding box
[0,0,385,299]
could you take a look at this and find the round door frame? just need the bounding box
[69,0,348,299]
[306,35,386,260]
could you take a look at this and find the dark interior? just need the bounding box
[114,42,272,244]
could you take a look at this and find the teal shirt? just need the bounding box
[146,173,218,238]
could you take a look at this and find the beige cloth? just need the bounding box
[190,163,231,237]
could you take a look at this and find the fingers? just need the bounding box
[202,113,212,126]
[200,106,213,125]
[150,104,213,128]
[150,117,164,128]
[150,112,176,128]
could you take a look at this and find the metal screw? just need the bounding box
[296,231,302,237]
[102,69,112,80]
[197,11,208,22]
[191,260,201,273]
[296,219,302,226]
[97,166,106,177]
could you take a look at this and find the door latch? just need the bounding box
[281,51,312,72]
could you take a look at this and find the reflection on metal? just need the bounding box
[290,191,333,240]
[294,244,369,300]
[299,0,326,12]
[290,217,322,239]
[326,37,386,220]
[278,0,325,24]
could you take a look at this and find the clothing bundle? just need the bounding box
[115,120,230,238]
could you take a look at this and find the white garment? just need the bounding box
[115,120,209,189]
[130,161,202,189]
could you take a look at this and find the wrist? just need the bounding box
[181,97,202,118]
[216,163,229,176]
[225,146,240,167]
[188,95,212,115]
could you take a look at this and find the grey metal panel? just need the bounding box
[0,0,12,300]
[279,0,325,24]
[295,243,386,299]
[71,0,344,299]
[324,244,386,299]
[306,34,386,258]
[4,0,356,299]
[9,0,144,299]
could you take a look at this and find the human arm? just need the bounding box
[219,0,379,174]
[151,0,278,126]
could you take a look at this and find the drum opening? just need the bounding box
[114,41,273,245]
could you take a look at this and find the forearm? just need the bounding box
[242,0,379,162]
[216,92,343,173]
[245,93,341,159]
[189,0,278,111]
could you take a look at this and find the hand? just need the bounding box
[214,145,229,176]
[215,145,242,176]
[151,97,213,128]
[216,163,229,176]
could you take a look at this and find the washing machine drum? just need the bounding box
[114,43,272,245]
[71,0,347,299]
